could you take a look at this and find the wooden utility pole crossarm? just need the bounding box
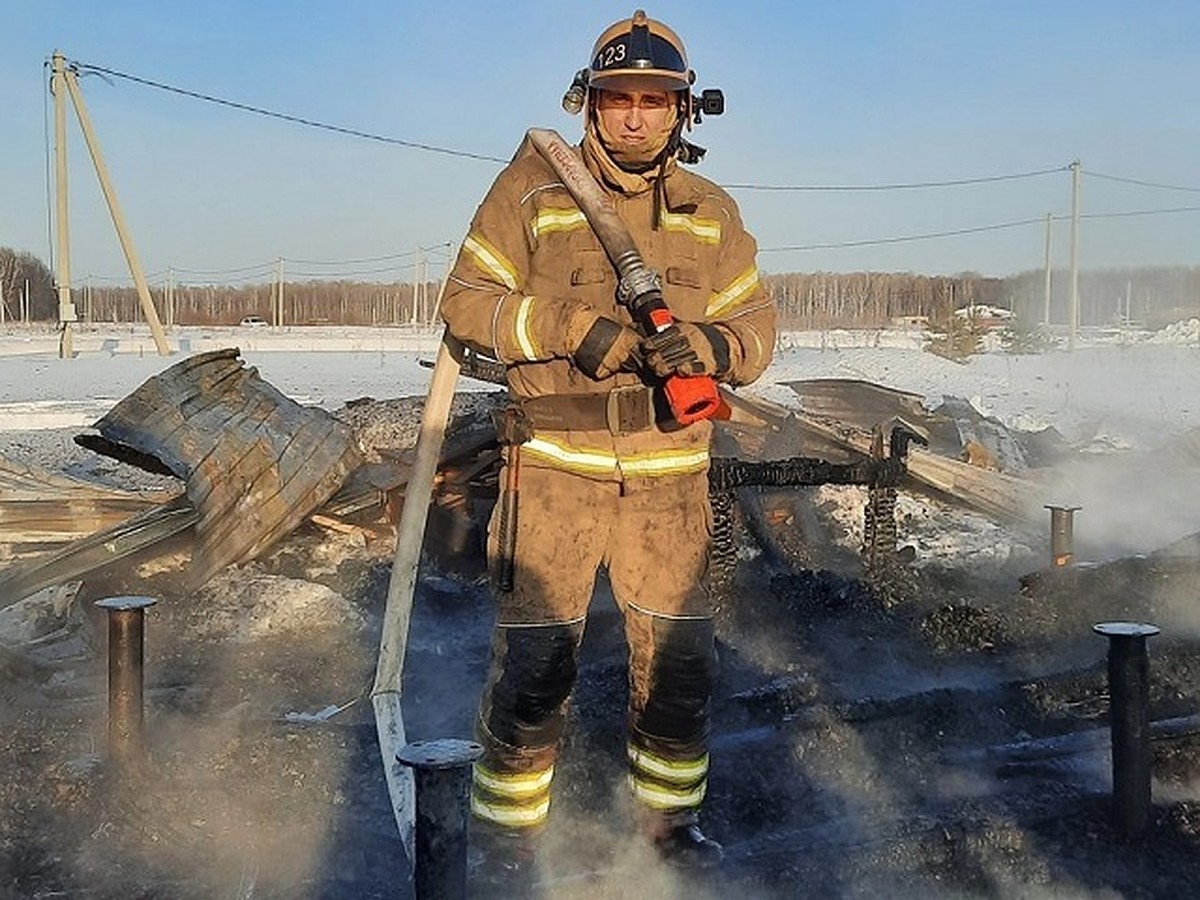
[60,57,170,357]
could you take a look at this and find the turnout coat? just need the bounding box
[440,140,776,486]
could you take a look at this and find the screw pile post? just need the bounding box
[1093,621,1160,839]
[1046,505,1080,567]
[95,596,157,766]
[397,738,484,899]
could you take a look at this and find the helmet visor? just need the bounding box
[589,27,690,90]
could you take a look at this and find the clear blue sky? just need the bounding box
[4,1,1198,284]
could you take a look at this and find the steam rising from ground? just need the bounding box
[56,568,375,897]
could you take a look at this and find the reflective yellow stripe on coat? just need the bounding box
[660,211,721,245]
[464,232,519,291]
[512,295,542,361]
[521,435,709,479]
[532,207,587,237]
[705,265,760,318]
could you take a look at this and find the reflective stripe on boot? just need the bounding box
[628,743,708,811]
[471,762,553,829]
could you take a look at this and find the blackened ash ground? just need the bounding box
[4,434,1200,897]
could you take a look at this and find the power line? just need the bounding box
[1082,204,1200,220]
[724,166,1069,192]
[760,204,1200,254]
[286,265,412,279]
[85,270,169,283]
[70,60,510,165]
[760,217,1045,252]
[287,249,417,266]
[1085,171,1200,193]
[173,261,277,277]
[62,59,1078,195]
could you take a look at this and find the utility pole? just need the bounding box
[166,267,175,329]
[59,54,170,356]
[0,279,5,325]
[275,257,285,327]
[412,247,424,326]
[52,52,78,357]
[1068,160,1081,352]
[429,243,453,326]
[85,276,92,324]
[24,280,30,324]
[1042,213,1053,327]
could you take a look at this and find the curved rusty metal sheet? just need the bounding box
[94,348,362,584]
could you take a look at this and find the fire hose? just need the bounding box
[526,128,723,425]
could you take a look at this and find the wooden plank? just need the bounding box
[0,495,199,609]
[792,412,1038,522]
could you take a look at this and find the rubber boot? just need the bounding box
[467,823,540,892]
[639,808,724,869]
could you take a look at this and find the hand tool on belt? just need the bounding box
[492,405,534,592]
[527,128,724,426]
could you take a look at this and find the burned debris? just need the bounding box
[3,349,1200,897]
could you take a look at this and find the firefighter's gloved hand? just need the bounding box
[641,322,730,379]
[570,314,644,380]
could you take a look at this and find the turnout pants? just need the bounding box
[471,464,717,831]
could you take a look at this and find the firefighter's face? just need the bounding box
[594,89,675,153]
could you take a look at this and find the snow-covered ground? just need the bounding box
[1,321,1197,567]
[1,322,1196,443]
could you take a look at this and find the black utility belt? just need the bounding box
[518,386,659,436]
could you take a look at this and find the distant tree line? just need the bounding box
[0,248,55,321]
[1005,265,1200,330]
[766,267,1200,329]
[764,271,1008,329]
[65,278,441,328]
[3,247,1196,330]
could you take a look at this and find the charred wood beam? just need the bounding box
[708,456,907,492]
[944,713,1200,771]
[420,350,506,386]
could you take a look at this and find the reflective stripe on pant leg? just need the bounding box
[607,470,716,813]
[472,619,586,829]
[474,466,609,829]
[471,754,554,829]
[625,608,717,813]
[627,742,709,810]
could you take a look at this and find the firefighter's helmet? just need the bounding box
[563,11,722,139]
[587,9,694,94]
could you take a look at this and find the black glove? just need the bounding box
[641,322,730,379]
[572,316,644,380]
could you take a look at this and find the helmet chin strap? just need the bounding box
[589,91,682,172]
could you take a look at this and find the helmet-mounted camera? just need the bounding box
[694,88,723,122]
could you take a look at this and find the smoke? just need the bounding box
[1044,444,1200,564]
[73,705,343,897]
[56,569,374,898]
[526,774,766,900]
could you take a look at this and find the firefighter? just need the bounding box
[440,9,776,869]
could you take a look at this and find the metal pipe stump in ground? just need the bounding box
[1046,504,1081,568]
[397,738,484,899]
[95,596,157,767]
[1093,621,1160,839]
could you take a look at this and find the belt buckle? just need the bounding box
[606,385,653,436]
